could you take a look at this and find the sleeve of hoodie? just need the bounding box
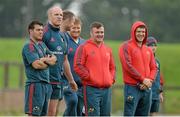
[119,43,144,82]
[74,44,90,81]
[149,50,157,81]
[109,49,116,83]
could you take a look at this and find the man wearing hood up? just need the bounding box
[119,21,157,116]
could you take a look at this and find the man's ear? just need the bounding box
[90,31,93,37]
[29,29,33,34]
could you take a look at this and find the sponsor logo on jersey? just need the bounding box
[57,46,62,51]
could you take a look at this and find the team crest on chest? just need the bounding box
[57,46,62,51]
[50,37,55,42]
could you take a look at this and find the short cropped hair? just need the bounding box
[63,10,75,21]
[28,20,43,34]
[74,17,82,25]
[47,5,62,19]
[90,21,104,31]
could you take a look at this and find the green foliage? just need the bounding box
[81,0,180,42]
[142,0,180,42]
[1,0,180,42]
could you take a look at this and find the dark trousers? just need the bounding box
[63,84,84,116]
[83,85,112,116]
[124,84,152,116]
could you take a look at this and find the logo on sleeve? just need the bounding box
[146,51,150,55]
[106,52,110,57]
[69,47,73,53]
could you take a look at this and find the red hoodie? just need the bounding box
[74,39,116,88]
[119,21,157,85]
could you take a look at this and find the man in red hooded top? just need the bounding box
[119,21,157,116]
[74,21,116,116]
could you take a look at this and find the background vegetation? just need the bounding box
[1,0,180,42]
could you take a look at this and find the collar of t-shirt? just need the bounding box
[74,39,79,44]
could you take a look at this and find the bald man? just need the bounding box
[42,5,78,116]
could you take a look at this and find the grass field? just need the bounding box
[0,38,180,114]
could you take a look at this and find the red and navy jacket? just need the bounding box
[118,21,157,85]
[74,39,116,88]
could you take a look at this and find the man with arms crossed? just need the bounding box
[22,20,57,116]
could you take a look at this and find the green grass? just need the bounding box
[0,38,25,62]
[0,66,20,89]
[0,38,26,89]
[163,90,180,114]
[105,40,123,85]
[0,38,180,114]
[157,43,180,86]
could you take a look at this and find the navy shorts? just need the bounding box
[150,100,160,113]
[24,82,52,116]
[50,84,63,100]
